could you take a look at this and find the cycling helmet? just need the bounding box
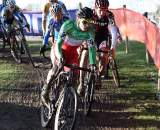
[95,0,109,8]
[49,0,56,4]
[77,7,93,19]
[6,0,16,8]
[50,3,62,14]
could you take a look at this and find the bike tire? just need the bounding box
[84,72,95,116]
[54,87,78,130]
[10,38,21,63]
[40,102,54,128]
[40,78,58,128]
[110,59,120,87]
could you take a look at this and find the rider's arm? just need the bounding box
[13,6,30,30]
[1,8,9,28]
[56,20,72,59]
[43,19,54,45]
[42,3,50,35]
[87,30,96,65]
[108,11,118,50]
[110,25,118,50]
[43,27,51,46]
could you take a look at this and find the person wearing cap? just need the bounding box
[40,0,70,54]
[42,3,69,61]
[41,7,96,105]
[93,0,121,79]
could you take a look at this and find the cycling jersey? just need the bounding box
[1,5,28,29]
[43,16,69,45]
[55,20,96,65]
[42,1,69,33]
[93,10,116,48]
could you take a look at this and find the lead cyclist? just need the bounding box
[41,7,97,105]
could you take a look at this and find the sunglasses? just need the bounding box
[80,19,92,25]
[10,5,15,9]
[82,20,89,25]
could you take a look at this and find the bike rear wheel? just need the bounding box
[109,59,120,87]
[84,72,95,116]
[54,87,77,130]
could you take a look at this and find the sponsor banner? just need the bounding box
[23,10,77,36]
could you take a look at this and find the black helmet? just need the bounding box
[95,0,109,8]
[77,7,93,19]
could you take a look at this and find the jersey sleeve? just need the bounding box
[42,4,49,20]
[56,20,73,59]
[43,19,53,45]
[87,29,96,65]
[108,10,116,25]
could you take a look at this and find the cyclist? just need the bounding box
[40,0,70,54]
[41,7,96,105]
[78,0,120,94]
[1,0,30,32]
[1,0,30,54]
[42,3,69,59]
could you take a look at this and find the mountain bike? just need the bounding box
[97,49,120,87]
[6,24,35,67]
[80,41,120,88]
[41,64,91,130]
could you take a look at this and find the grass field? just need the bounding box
[0,40,160,129]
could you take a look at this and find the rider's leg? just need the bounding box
[78,49,88,95]
[41,48,58,104]
[40,30,50,55]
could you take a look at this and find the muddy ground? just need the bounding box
[0,52,160,130]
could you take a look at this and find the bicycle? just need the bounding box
[80,41,120,88]
[83,64,97,116]
[6,24,35,67]
[41,64,91,130]
[97,49,120,87]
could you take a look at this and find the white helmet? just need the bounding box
[6,0,16,8]
[50,3,62,15]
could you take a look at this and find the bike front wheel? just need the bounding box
[110,59,120,87]
[84,73,95,116]
[54,87,78,130]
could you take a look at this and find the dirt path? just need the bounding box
[0,56,160,130]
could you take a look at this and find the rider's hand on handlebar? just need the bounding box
[108,49,113,59]
[26,23,30,32]
[58,57,65,67]
[90,64,97,72]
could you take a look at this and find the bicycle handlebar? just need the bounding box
[64,64,91,72]
[82,47,112,54]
